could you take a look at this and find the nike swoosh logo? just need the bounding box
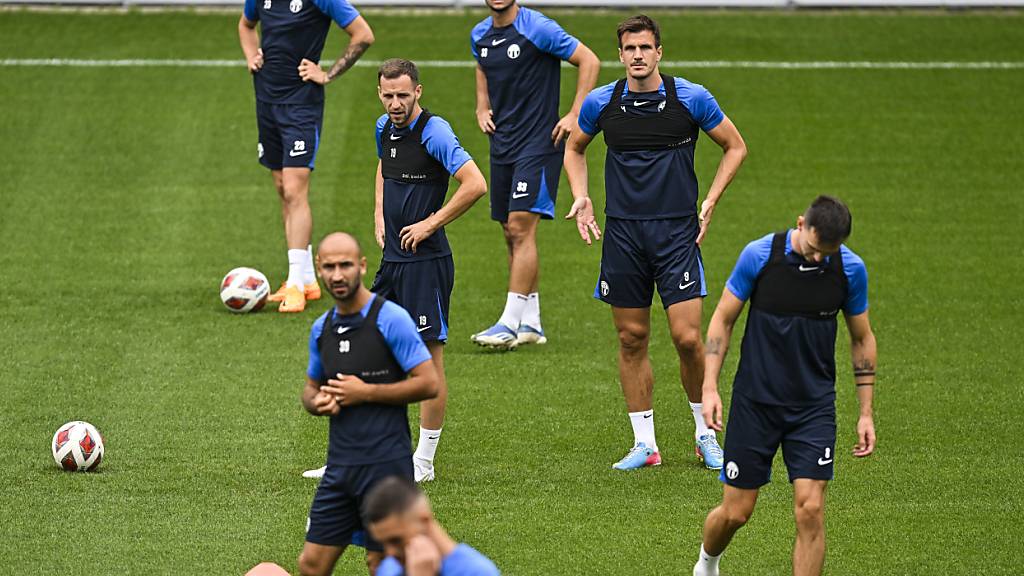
[679,280,696,290]
[289,149,308,157]
[643,414,652,419]
[491,38,507,46]
[818,458,833,465]
[417,326,431,332]
[511,192,529,199]
[633,100,651,107]
[389,134,402,141]
[799,265,819,272]
[427,435,439,440]
[336,326,352,334]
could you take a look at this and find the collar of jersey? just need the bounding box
[330,293,376,327]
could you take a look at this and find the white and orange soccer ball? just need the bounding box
[51,421,104,472]
[220,267,270,313]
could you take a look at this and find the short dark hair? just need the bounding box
[362,476,424,524]
[804,195,852,246]
[378,58,419,85]
[617,15,661,48]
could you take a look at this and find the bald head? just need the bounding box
[318,232,363,259]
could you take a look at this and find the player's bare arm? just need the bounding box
[321,359,440,407]
[697,116,748,245]
[846,310,877,457]
[302,376,340,416]
[299,15,374,85]
[563,129,600,245]
[374,160,385,248]
[399,160,486,253]
[238,15,263,73]
[474,65,495,135]
[551,43,600,145]
[701,288,746,431]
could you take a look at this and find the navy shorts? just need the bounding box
[256,100,323,171]
[720,393,837,489]
[490,153,561,222]
[595,216,707,309]
[370,256,454,343]
[306,457,414,550]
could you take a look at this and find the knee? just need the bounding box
[280,182,308,207]
[672,327,702,356]
[721,503,754,529]
[617,325,649,356]
[504,218,535,247]
[297,552,326,576]
[795,498,825,530]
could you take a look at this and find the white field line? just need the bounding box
[1,58,1023,69]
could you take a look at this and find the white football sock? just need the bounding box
[628,409,657,451]
[414,427,442,463]
[521,292,542,329]
[497,292,528,331]
[287,249,305,289]
[302,244,316,285]
[690,402,712,440]
[693,544,721,576]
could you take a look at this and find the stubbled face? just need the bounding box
[795,216,842,263]
[378,75,422,128]
[619,30,662,81]
[368,509,427,563]
[485,0,515,12]
[317,248,365,302]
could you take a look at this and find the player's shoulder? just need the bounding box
[375,556,403,576]
[422,112,455,136]
[446,544,500,575]
[471,16,493,42]
[839,244,867,275]
[376,113,389,130]
[586,80,619,105]
[743,231,776,255]
[310,310,330,337]
[671,76,714,102]
[515,5,552,28]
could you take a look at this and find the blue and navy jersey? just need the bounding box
[308,296,431,382]
[578,77,724,220]
[377,544,501,576]
[376,111,473,263]
[726,231,868,315]
[243,0,359,104]
[471,7,579,163]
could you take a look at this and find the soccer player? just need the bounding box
[693,196,877,576]
[238,0,373,313]
[469,0,600,350]
[298,232,440,576]
[364,476,501,576]
[563,15,747,470]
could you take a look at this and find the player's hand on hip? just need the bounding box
[312,390,340,416]
[701,388,724,432]
[551,112,577,146]
[404,535,442,576]
[852,415,876,457]
[298,58,328,85]
[399,218,436,254]
[322,375,371,407]
[476,109,495,135]
[696,198,716,245]
[248,48,264,73]
[565,196,601,245]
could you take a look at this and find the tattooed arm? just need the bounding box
[701,288,747,431]
[846,310,877,457]
[298,15,374,85]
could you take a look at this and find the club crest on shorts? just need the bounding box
[257,142,264,158]
[289,0,302,12]
[725,461,739,480]
[600,280,610,297]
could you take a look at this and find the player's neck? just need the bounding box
[427,521,458,557]
[335,286,372,316]
[627,67,662,93]
[491,3,519,27]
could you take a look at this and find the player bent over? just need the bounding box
[365,476,501,576]
[298,232,440,576]
[239,0,373,313]
[564,15,746,471]
[693,196,878,576]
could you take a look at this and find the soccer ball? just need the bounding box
[52,421,104,472]
[220,267,270,313]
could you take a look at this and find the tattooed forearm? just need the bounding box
[853,357,875,377]
[327,41,371,81]
[706,337,723,356]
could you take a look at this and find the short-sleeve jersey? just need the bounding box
[375,110,473,263]
[242,0,359,104]
[376,544,501,576]
[577,77,724,219]
[471,7,579,163]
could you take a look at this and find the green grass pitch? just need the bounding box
[1,7,1023,574]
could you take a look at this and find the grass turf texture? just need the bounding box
[1,7,1023,575]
